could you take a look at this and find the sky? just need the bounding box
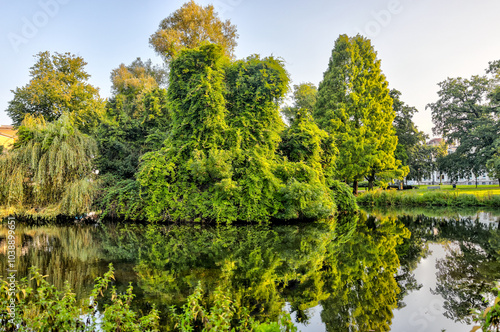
[1,0,500,137]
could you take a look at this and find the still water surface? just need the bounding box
[1,208,499,331]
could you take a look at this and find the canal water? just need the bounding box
[1,208,499,331]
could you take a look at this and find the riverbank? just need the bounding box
[357,187,500,207]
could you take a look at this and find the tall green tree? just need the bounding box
[314,34,403,194]
[6,51,105,132]
[149,0,238,61]
[138,44,234,222]
[281,83,318,123]
[0,114,98,218]
[486,60,500,186]
[427,70,499,185]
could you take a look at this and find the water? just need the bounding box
[1,208,499,331]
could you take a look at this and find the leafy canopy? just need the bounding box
[427,65,499,180]
[149,0,238,61]
[6,51,105,132]
[314,34,405,193]
[138,43,346,223]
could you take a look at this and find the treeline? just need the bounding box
[2,1,496,221]
[427,61,500,185]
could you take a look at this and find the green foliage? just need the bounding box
[0,265,160,331]
[98,177,145,220]
[279,110,335,171]
[357,189,500,208]
[95,59,172,218]
[0,114,98,218]
[428,69,499,181]
[6,51,105,132]
[314,34,405,193]
[138,43,348,222]
[471,286,500,332]
[149,0,238,61]
[96,60,171,180]
[330,180,358,215]
[138,44,235,222]
[169,282,296,332]
[111,57,168,96]
[390,89,429,182]
[281,83,317,123]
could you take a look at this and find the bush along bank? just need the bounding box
[357,189,500,208]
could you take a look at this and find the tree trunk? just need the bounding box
[475,175,478,188]
[353,180,358,196]
[368,179,374,191]
[498,178,499,187]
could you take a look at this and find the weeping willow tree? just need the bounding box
[0,114,98,218]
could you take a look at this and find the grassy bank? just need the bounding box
[357,186,500,208]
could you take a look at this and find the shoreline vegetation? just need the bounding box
[357,186,500,208]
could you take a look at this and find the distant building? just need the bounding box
[418,137,498,186]
[0,125,16,150]
[427,138,443,147]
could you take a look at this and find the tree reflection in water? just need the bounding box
[1,209,499,331]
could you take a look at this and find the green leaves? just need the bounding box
[138,43,348,222]
[0,114,98,218]
[150,1,238,61]
[6,51,105,133]
[427,64,500,181]
[315,34,403,193]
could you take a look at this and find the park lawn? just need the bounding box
[412,184,500,197]
[357,184,500,198]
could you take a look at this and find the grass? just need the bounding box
[357,185,500,208]
[412,184,500,197]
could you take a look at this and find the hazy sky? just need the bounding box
[1,0,500,137]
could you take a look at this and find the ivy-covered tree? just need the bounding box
[6,51,105,132]
[314,34,405,194]
[138,44,347,223]
[149,0,238,61]
[0,114,98,218]
[138,44,234,222]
